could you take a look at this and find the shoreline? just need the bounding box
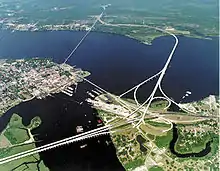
[1,29,218,47]
[0,58,91,117]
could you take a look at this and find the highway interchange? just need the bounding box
[0,5,209,165]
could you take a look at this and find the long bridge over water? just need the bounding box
[0,4,185,165]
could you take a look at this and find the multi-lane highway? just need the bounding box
[0,5,201,166]
[97,16,179,126]
[0,117,141,165]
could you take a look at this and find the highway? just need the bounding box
[133,71,162,106]
[118,71,162,98]
[62,7,181,122]
[97,16,179,127]
[0,131,111,165]
[0,125,110,164]
[137,30,178,127]
[63,11,104,64]
[1,5,207,166]
[0,117,140,165]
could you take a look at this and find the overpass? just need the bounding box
[1,5,194,166]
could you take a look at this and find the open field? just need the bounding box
[0,144,49,171]
[0,113,49,170]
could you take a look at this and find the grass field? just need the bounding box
[155,130,173,148]
[8,114,25,128]
[4,128,29,145]
[124,158,145,170]
[149,166,164,171]
[0,143,49,171]
[140,123,169,136]
[0,113,49,170]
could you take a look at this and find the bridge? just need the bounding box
[0,5,187,165]
[63,9,105,64]
[0,118,140,165]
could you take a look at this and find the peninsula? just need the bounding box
[0,58,90,116]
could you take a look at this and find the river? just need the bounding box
[0,30,218,102]
[170,124,211,158]
[0,30,218,170]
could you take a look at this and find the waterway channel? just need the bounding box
[0,30,218,170]
[169,124,211,157]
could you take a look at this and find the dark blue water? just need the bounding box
[0,30,218,170]
[0,30,218,102]
[1,84,124,171]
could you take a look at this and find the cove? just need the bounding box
[0,83,125,171]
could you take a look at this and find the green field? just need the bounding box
[146,121,170,128]
[4,128,29,145]
[124,158,145,170]
[149,166,164,171]
[0,144,49,171]
[0,113,49,170]
[155,130,173,148]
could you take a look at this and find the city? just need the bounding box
[0,58,90,116]
[0,1,219,171]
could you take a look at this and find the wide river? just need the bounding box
[0,30,219,171]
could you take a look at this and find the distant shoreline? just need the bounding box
[1,29,218,47]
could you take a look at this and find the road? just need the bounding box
[119,70,162,99]
[63,11,104,64]
[1,6,211,166]
[97,16,179,127]
[0,117,140,165]
[0,126,111,165]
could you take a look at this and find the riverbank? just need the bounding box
[0,29,218,170]
[0,58,90,117]
[3,18,218,46]
[92,94,219,171]
[0,114,49,170]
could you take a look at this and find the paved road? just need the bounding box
[97,17,179,126]
[0,117,140,165]
[63,11,104,64]
[1,7,210,165]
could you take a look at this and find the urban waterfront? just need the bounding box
[0,30,218,102]
[0,30,218,170]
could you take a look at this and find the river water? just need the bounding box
[0,31,218,102]
[170,124,212,158]
[0,30,218,170]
